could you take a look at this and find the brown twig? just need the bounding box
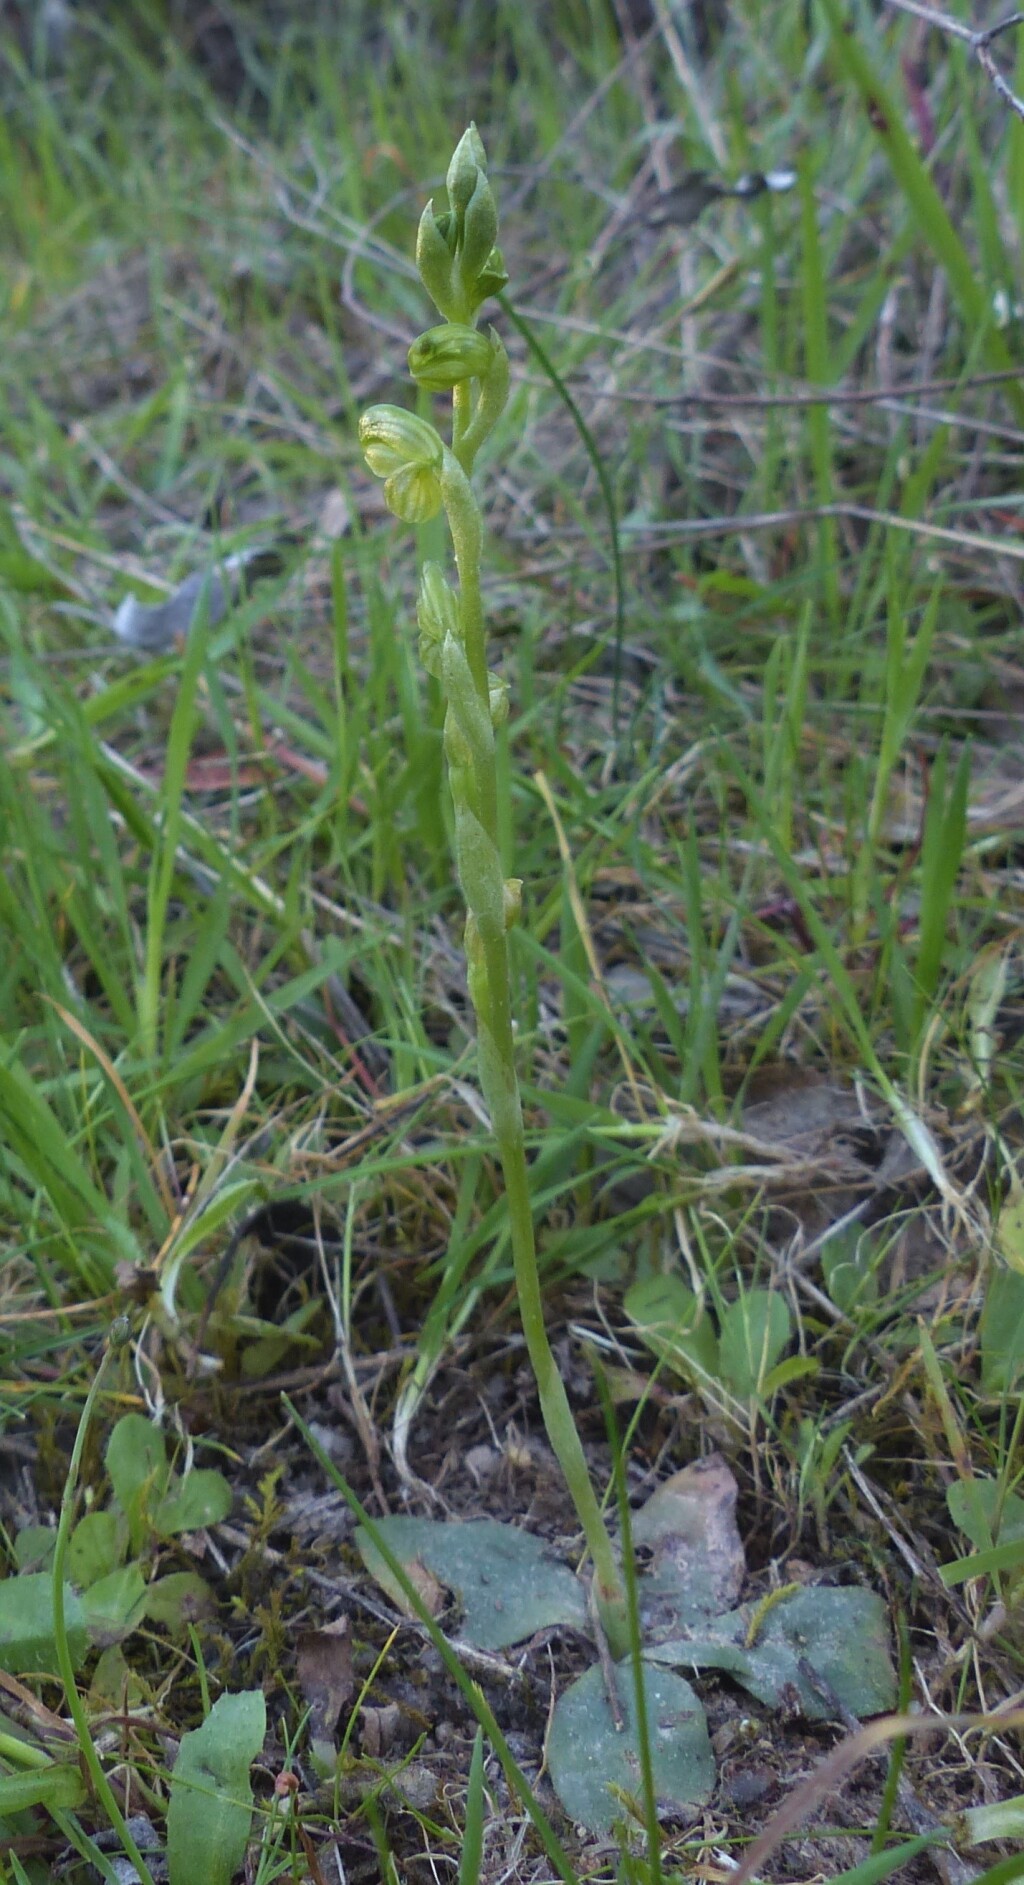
[884,0,1024,123]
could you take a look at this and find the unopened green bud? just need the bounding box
[409,323,495,391]
[359,404,443,480]
[447,124,487,217]
[471,245,510,306]
[488,672,508,726]
[416,201,456,317]
[462,174,499,284]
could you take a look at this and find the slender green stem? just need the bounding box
[482,938,627,1639]
[442,458,628,1652]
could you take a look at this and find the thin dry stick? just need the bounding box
[884,0,1024,122]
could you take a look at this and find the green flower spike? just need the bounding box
[358,129,629,1661]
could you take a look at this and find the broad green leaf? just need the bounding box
[821,1227,879,1314]
[979,1268,1024,1395]
[166,1689,266,1885]
[646,1585,896,1721]
[145,1572,217,1636]
[548,1660,713,1834]
[0,1573,88,1675]
[355,1517,586,1650]
[734,1585,895,1718]
[717,1289,791,1399]
[13,1526,56,1573]
[946,1479,1024,1552]
[80,1564,148,1643]
[69,1509,124,1588]
[105,1413,169,1548]
[153,1468,233,1537]
[623,1274,719,1388]
[106,1413,169,1507]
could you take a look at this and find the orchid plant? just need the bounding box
[358,127,628,1655]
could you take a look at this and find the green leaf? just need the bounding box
[548,1660,714,1834]
[153,1469,233,1537]
[980,1267,1024,1395]
[996,1184,1024,1274]
[947,1478,1024,1552]
[646,1585,896,1721]
[717,1289,791,1399]
[941,1537,1024,1586]
[821,1227,879,1314]
[13,1526,57,1573]
[166,1689,266,1885]
[80,1564,148,1644]
[105,1413,169,1548]
[355,1517,586,1651]
[68,1509,125,1588]
[0,1761,87,1816]
[0,1055,140,1286]
[736,1585,896,1717]
[623,1274,720,1388]
[144,1571,217,1637]
[0,1572,88,1676]
[459,1730,485,1885]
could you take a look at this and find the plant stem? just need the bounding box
[441,454,629,1656]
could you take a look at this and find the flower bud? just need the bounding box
[358,405,443,480]
[471,245,510,306]
[416,201,456,317]
[488,672,508,727]
[446,124,487,217]
[409,323,495,391]
[461,174,499,285]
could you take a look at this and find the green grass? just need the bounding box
[1,0,1024,1879]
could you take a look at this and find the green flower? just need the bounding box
[358,406,444,523]
[409,323,495,391]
